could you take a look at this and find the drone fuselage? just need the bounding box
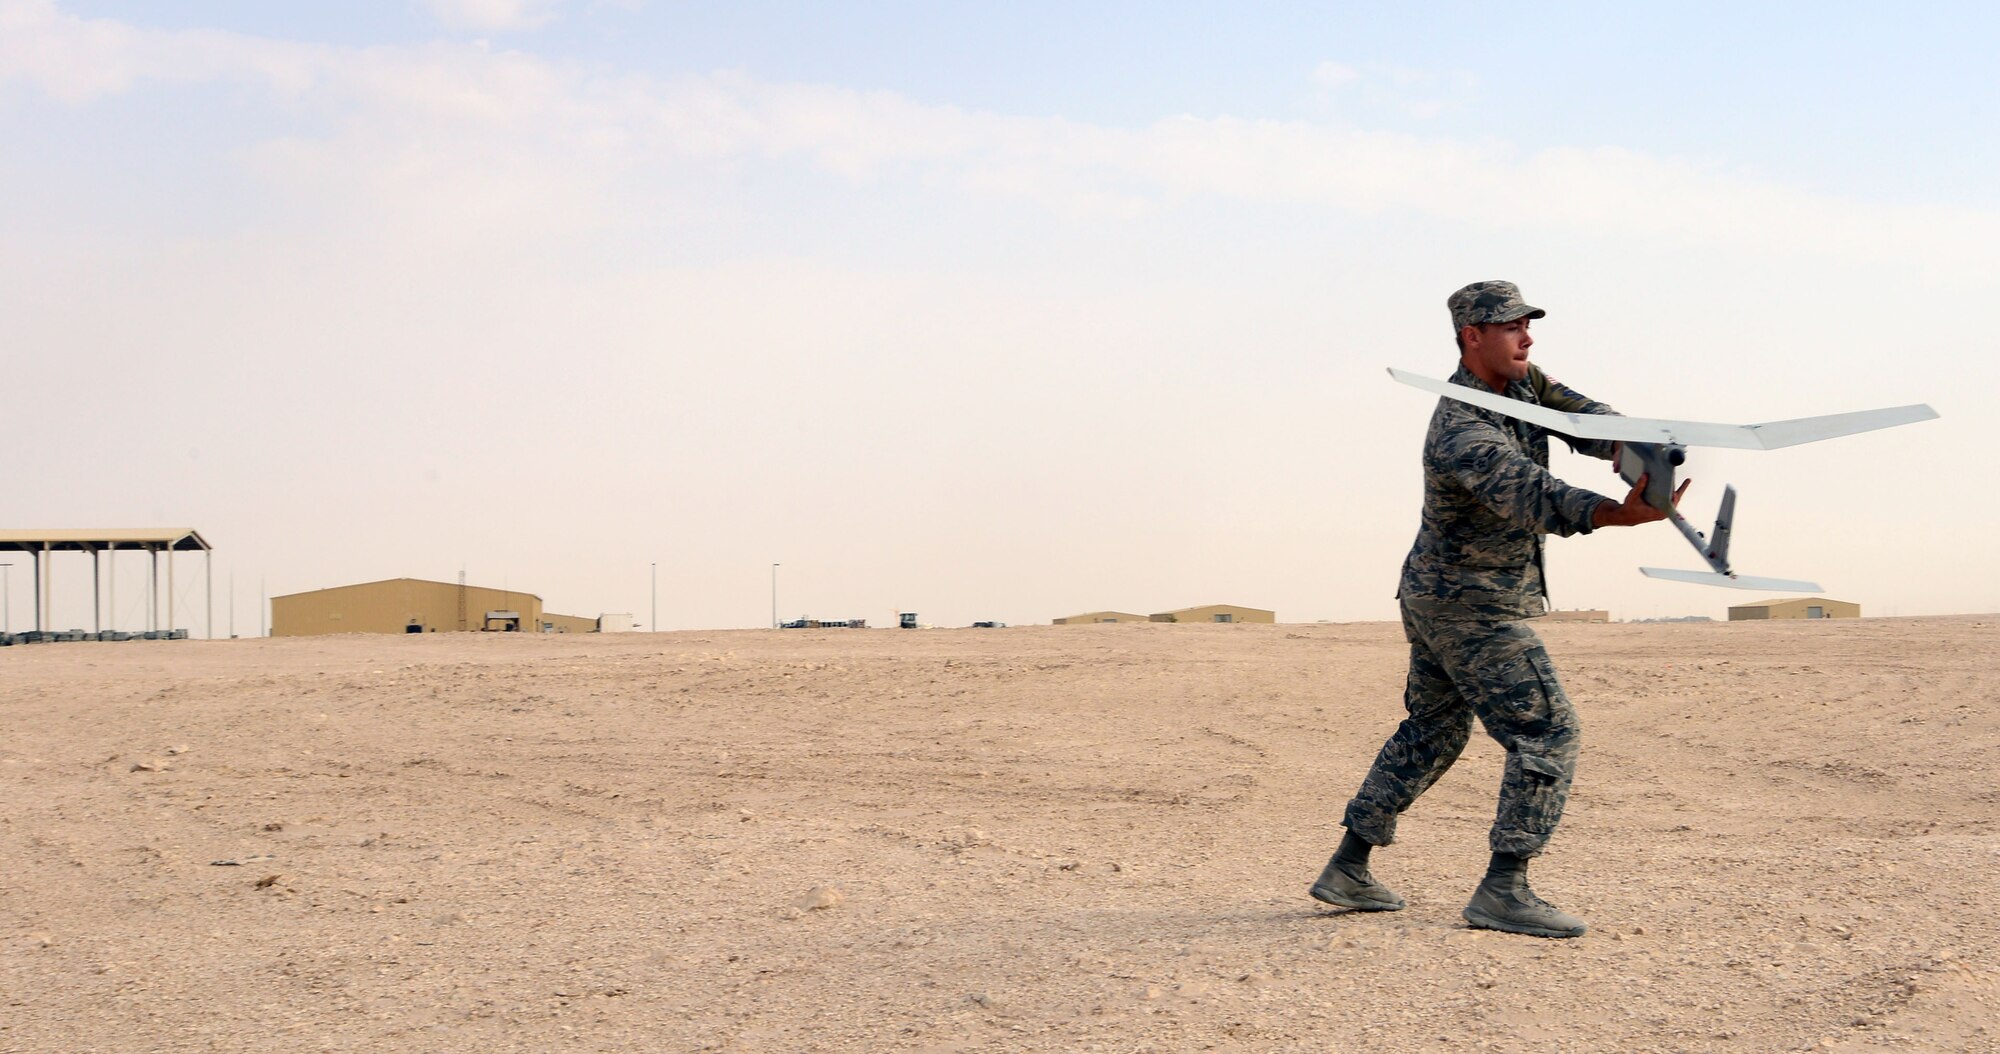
[1614,439,1741,574]
[1613,441,1686,515]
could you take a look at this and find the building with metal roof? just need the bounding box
[271,578,603,636]
[1051,610,1152,625]
[1727,597,1860,621]
[1149,604,1276,624]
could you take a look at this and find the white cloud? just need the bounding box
[1,4,1995,276]
[0,0,321,102]
[1310,61,1360,88]
[609,77,1994,274]
[1312,59,1479,120]
[418,0,564,33]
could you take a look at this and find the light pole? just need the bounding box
[651,562,657,633]
[771,563,780,629]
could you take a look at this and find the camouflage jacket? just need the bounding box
[1398,362,1618,621]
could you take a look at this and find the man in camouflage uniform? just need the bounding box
[1310,280,1681,938]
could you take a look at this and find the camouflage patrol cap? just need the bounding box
[1448,280,1546,331]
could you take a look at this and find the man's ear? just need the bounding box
[1458,324,1480,357]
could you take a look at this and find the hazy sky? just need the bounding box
[3,0,1992,632]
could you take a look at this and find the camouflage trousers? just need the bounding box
[1341,604,1581,857]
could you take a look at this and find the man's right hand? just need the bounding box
[1593,473,1690,528]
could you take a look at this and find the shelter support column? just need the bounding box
[168,548,175,634]
[108,543,116,633]
[92,546,101,633]
[33,545,43,633]
[150,549,158,632]
[206,550,213,640]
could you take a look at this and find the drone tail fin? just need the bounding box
[1707,485,1736,567]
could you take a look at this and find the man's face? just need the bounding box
[1462,318,1533,387]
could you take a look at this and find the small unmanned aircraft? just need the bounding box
[1388,368,1939,592]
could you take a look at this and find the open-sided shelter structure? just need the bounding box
[0,528,212,636]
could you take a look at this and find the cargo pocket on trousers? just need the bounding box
[1491,652,1554,730]
[1526,648,1561,692]
[1516,750,1567,830]
[1523,648,1578,732]
[1519,752,1566,781]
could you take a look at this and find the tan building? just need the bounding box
[272,578,600,636]
[1728,597,1860,621]
[1149,604,1276,625]
[1052,611,1152,625]
[1539,609,1610,623]
[541,612,601,634]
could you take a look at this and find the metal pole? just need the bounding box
[92,546,101,633]
[41,543,51,633]
[107,543,115,634]
[168,546,175,635]
[771,563,780,629]
[150,549,158,632]
[33,551,42,633]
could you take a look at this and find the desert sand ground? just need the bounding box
[2,617,1995,1053]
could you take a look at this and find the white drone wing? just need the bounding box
[1638,567,1824,593]
[1387,368,1937,450]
